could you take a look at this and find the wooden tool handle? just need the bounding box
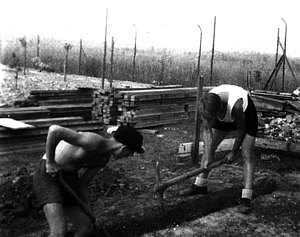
[156,158,227,194]
[59,173,96,223]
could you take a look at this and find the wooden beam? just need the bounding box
[178,137,300,157]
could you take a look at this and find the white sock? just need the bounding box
[242,188,253,199]
[194,177,208,187]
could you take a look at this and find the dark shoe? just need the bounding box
[179,184,208,197]
[238,198,252,214]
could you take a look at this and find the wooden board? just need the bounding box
[0,118,35,130]
[178,139,235,157]
[178,137,300,157]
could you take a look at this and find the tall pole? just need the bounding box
[275,28,279,67]
[196,25,202,78]
[274,28,279,88]
[193,25,203,165]
[102,8,108,89]
[109,37,114,89]
[79,36,82,75]
[281,18,287,92]
[37,35,40,58]
[210,16,216,86]
[132,24,137,82]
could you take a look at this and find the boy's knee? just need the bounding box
[76,222,94,236]
[242,152,252,163]
[242,146,254,161]
[49,227,67,237]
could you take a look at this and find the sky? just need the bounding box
[0,0,299,57]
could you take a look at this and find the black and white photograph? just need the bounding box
[0,0,299,236]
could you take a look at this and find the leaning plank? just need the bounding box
[0,118,35,130]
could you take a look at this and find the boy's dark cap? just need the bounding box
[114,126,144,153]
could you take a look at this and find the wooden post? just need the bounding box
[159,52,167,85]
[78,37,82,75]
[210,16,216,86]
[63,43,72,81]
[37,35,40,58]
[281,18,287,92]
[278,41,299,87]
[193,75,203,165]
[132,24,137,82]
[193,25,203,166]
[19,37,27,75]
[196,25,202,78]
[102,9,108,89]
[109,37,114,88]
[274,28,279,88]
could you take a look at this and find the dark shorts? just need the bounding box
[212,96,258,137]
[33,159,84,208]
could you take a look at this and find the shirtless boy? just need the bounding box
[33,125,144,237]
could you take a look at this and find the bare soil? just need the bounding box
[0,66,299,237]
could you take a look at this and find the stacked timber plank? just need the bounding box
[0,88,103,158]
[92,89,122,124]
[0,117,104,157]
[251,90,300,115]
[0,107,51,120]
[28,88,94,105]
[117,87,211,128]
[27,88,95,120]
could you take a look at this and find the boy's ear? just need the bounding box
[107,126,119,135]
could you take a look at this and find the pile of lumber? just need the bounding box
[92,89,122,124]
[0,117,104,157]
[28,88,94,106]
[117,87,210,128]
[251,90,300,115]
[0,88,103,158]
[10,88,96,120]
[92,86,212,128]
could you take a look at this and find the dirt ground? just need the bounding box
[0,122,300,237]
[0,66,300,236]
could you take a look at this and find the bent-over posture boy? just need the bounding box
[33,125,144,237]
[180,84,258,214]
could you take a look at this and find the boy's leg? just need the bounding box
[65,205,94,237]
[44,203,67,237]
[180,129,228,196]
[239,133,256,213]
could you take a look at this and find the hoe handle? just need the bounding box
[59,173,96,223]
[155,158,227,194]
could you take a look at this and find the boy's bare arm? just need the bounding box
[45,125,103,174]
[201,116,213,169]
[232,99,246,153]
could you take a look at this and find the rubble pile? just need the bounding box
[263,114,300,143]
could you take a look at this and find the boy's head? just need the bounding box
[113,125,144,154]
[202,93,221,121]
